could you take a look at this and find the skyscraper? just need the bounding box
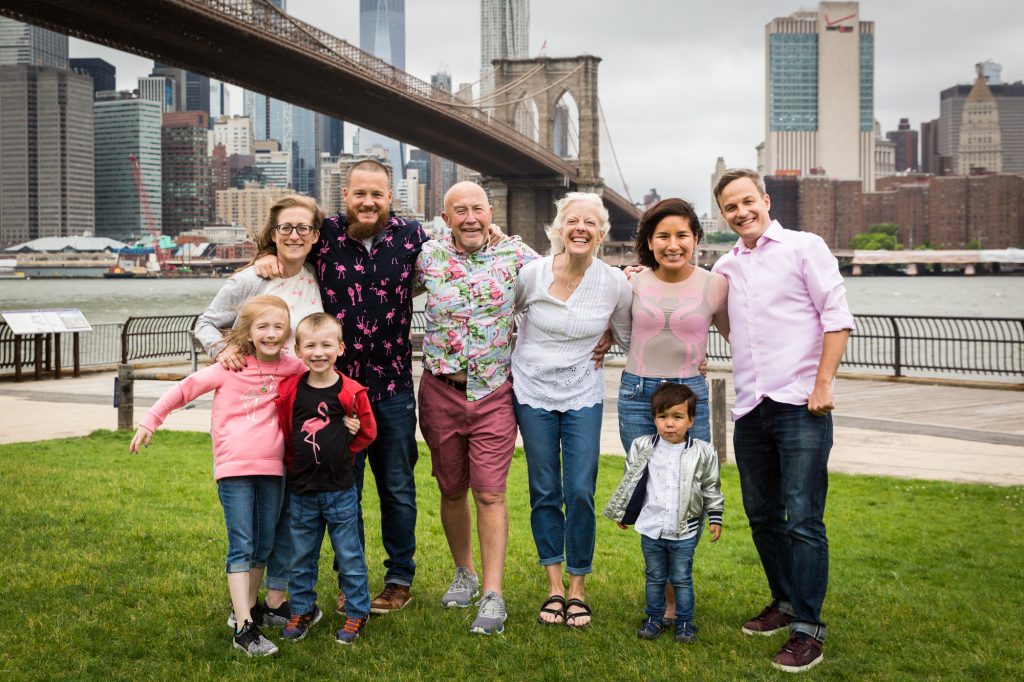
[480,0,528,99]
[243,90,318,197]
[94,93,162,239]
[70,58,116,96]
[762,2,876,190]
[0,65,94,244]
[886,118,919,172]
[151,63,187,113]
[938,66,1024,174]
[0,17,68,69]
[359,0,405,193]
[957,71,1002,175]
[162,111,210,236]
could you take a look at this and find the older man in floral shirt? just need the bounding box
[415,181,537,635]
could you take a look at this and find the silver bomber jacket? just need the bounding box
[603,434,724,532]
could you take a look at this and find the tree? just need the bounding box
[850,223,902,250]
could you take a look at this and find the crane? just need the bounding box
[129,153,168,271]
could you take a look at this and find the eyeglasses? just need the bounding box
[274,223,317,236]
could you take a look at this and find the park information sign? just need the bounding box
[1,309,92,335]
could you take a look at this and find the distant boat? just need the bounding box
[102,266,135,279]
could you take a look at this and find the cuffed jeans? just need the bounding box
[216,475,284,574]
[289,487,370,619]
[514,398,602,575]
[617,372,710,453]
[264,478,292,592]
[734,398,831,642]
[640,533,699,623]
[352,389,418,586]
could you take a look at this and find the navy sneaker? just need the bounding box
[637,616,665,640]
[675,620,699,644]
[281,605,322,641]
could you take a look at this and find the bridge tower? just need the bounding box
[485,56,603,249]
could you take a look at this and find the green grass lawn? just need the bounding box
[1,431,1022,680]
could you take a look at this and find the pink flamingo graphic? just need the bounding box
[354,259,365,274]
[348,287,357,306]
[301,401,331,463]
[325,288,337,303]
[335,263,347,278]
[377,288,388,303]
[385,310,395,323]
[319,262,327,279]
[355,283,363,302]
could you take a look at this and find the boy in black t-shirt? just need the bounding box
[274,313,377,644]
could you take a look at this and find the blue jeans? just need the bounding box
[640,533,699,623]
[352,389,418,586]
[216,475,284,574]
[733,398,831,642]
[514,398,602,575]
[264,478,292,592]
[289,486,370,619]
[617,372,710,453]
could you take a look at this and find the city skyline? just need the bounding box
[60,0,1024,216]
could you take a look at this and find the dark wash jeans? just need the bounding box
[733,398,831,643]
[350,389,418,587]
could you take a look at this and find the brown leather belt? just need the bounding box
[433,372,467,391]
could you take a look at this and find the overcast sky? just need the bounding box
[70,0,1024,216]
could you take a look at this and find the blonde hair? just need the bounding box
[252,194,324,263]
[545,192,611,255]
[295,312,344,347]
[222,295,291,357]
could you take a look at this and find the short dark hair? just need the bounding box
[345,158,392,186]
[713,168,765,208]
[650,383,697,420]
[633,198,702,269]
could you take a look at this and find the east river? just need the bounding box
[1,274,1022,324]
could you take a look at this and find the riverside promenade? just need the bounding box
[1,361,1022,486]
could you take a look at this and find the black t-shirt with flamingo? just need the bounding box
[290,379,353,494]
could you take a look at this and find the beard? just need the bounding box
[346,205,389,242]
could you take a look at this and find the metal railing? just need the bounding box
[408,313,1023,380]
[121,315,200,365]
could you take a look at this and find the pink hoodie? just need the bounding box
[140,355,305,480]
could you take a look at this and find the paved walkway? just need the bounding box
[1,364,1022,486]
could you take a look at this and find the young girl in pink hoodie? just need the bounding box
[130,295,305,657]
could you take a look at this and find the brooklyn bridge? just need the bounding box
[0,0,640,247]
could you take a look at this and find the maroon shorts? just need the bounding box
[418,372,517,494]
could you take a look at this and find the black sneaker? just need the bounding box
[233,620,278,657]
[257,600,291,628]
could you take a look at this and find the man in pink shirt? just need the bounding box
[712,169,854,674]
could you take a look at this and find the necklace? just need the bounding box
[254,355,281,394]
[559,254,584,292]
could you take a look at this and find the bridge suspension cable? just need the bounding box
[446,64,585,109]
[597,96,634,205]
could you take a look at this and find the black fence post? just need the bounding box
[889,316,902,378]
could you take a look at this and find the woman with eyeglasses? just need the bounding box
[192,194,325,631]
[196,194,325,370]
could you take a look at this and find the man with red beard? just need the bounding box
[257,159,426,616]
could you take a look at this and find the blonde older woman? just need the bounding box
[511,192,632,628]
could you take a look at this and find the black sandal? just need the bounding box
[564,598,592,629]
[537,595,566,625]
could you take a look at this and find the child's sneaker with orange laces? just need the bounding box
[335,616,367,644]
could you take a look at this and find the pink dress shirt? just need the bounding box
[712,221,855,420]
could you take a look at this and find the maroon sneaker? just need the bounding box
[742,602,793,636]
[771,634,823,673]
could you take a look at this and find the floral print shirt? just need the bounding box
[416,236,538,401]
[312,211,429,403]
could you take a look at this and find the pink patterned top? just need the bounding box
[624,267,729,379]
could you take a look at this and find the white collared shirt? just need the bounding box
[635,437,700,541]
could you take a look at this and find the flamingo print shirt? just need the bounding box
[311,211,429,402]
[624,267,729,379]
[288,382,354,493]
[139,355,305,480]
[416,235,538,401]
